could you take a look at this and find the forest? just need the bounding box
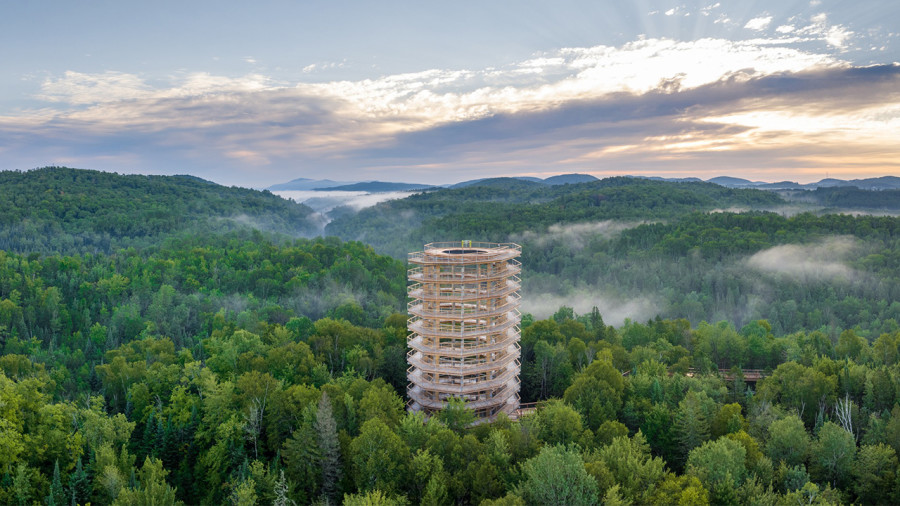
[0,167,321,255]
[1,167,899,505]
[328,180,900,335]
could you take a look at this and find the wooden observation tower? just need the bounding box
[407,241,522,421]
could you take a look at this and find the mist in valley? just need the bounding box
[274,190,417,233]
[746,236,861,282]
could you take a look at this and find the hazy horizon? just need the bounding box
[7,166,899,191]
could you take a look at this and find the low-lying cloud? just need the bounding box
[514,220,650,250]
[522,289,660,327]
[273,190,413,214]
[746,236,859,281]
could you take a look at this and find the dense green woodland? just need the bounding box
[329,180,900,336]
[1,167,899,505]
[0,167,320,255]
[325,177,784,259]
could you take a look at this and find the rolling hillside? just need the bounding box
[0,167,320,254]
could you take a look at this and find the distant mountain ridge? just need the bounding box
[267,178,358,191]
[700,175,900,190]
[269,173,900,193]
[317,181,436,192]
[450,173,599,188]
[542,173,598,185]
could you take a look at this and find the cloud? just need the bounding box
[27,37,845,132]
[701,3,721,16]
[37,71,154,104]
[744,16,773,31]
[302,61,346,73]
[746,237,859,281]
[799,13,854,49]
[356,64,900,182]
[521,289,659,327]
[512,220,650,250]
[272,190,412,213]
[226,150,270,165]
[36,71,273,107]
[1,32,896,185]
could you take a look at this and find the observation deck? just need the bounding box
[407,241,521,422]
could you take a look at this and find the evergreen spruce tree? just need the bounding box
[273,470,295,506]
[12,463,31,506]
[141,410,157,460]
[315,392,341,502]
[46,460,65,506]
[68,456,90,505]
[674,392,710,466]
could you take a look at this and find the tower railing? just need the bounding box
[407,241,522,422]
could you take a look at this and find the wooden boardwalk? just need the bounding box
[719,368,767,382]
[681,368,768,383]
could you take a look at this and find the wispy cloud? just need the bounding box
[522,288,660,327]
[701,3,721,16]
[803,13,853,49]
[37,71,154,105]
[513,220,650,250]
[746,237,860,282]
[744,16,773,31]
[18,37,844,134]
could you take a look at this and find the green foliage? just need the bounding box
[518,445,598,506]
[436,397,476,433]
[563,359,624,430]
[327,177,783,258]
[351,419,409,494]
[686,437,747,504]
[315,392,341,501]
[0,167,319,254]
[343,489,411,505]
[113,456,181,505]
[808,185,900,210]
[45,460,64,506]
[329,176,900,335]
[586,432,666,502]
[675,391,713,465]
[4,169,900,505]
[711,403,746,438]
[648,474,710,505]
[766,415,811,468]
[808,422,855,489]
[852,443,898,504]
[537,400,586,446]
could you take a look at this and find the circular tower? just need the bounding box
[407,241,522,421]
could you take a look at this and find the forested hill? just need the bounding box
[326,176,900,334]
[325,176,784,258]
[0,167,320,255]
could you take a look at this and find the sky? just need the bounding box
[1,0,898,187]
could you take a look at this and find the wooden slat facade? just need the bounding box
[407,242,522,422]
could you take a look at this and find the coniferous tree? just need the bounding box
[12,463,31,506]
[273,470,294,506]
[47,460,65,506]
[674,392,710,466]
[315,392,341,502]
[68,457,90,506]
